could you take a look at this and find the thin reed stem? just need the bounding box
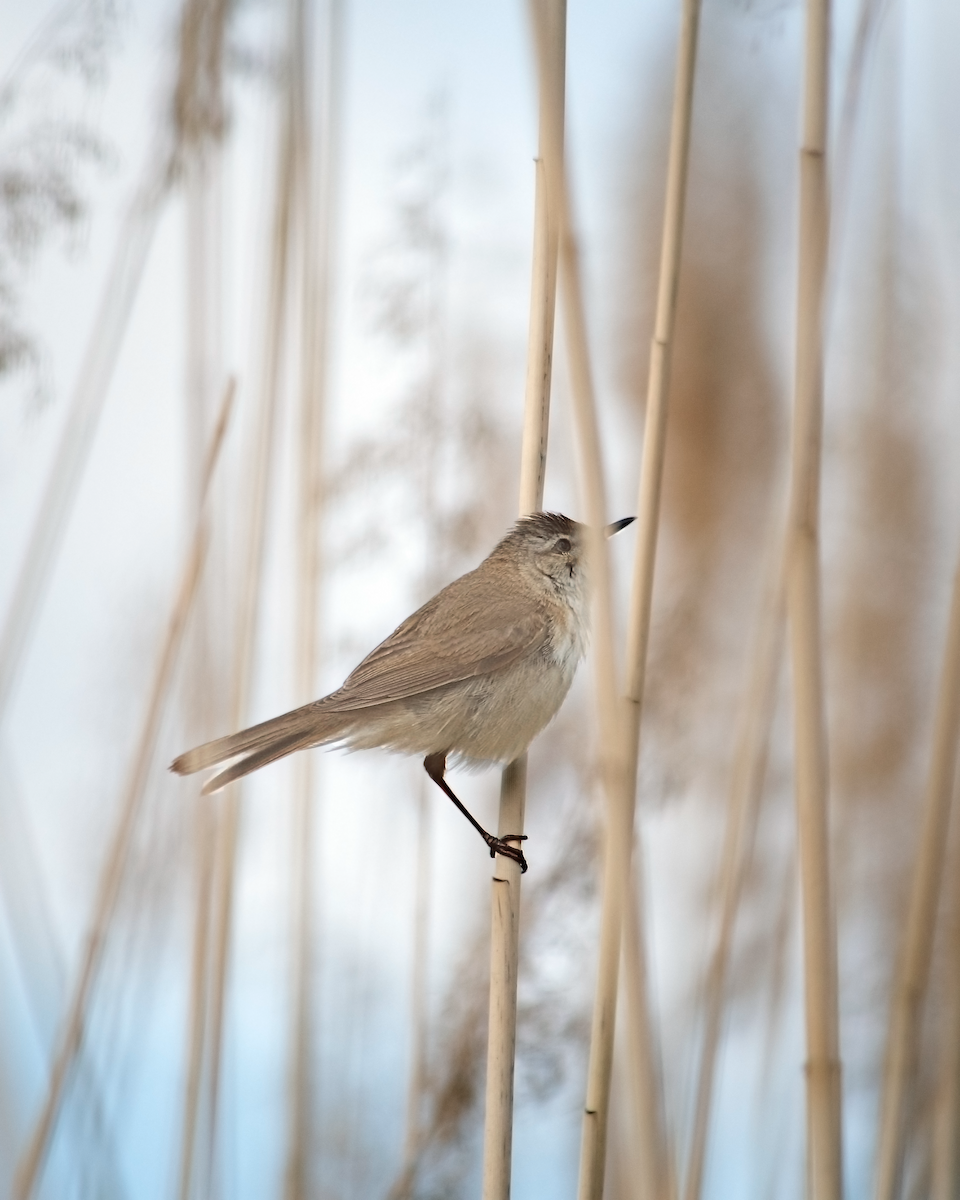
[401,778,431,1181]
[177,791,216,1200]
[785,1,842,1196]
[0,752,126,1196]
[571,0,702,1194]
[683,532,786,1200]
[932,807,960,1200]
[481,4,564,1196]
[484,757,529,1200]
[564,182,662,1200]
[177,48,228,1200]
[203,19,300,1178]
[875,554,960,1200]
[13,384,234,1200]
[284,0,340,1194]
[623,869,671,1200]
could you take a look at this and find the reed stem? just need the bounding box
[932,809,960,1200]
[202,19,299,1178]
[785,0,842,1195]
[875,554,960,1200]
[573,0,702,1193]
[284,0,340,1194]
[481,4,564,1196]
[683,532,786,1200]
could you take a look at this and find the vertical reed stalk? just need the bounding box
[402,779,431,1176]
[622,870,670,1200]
[285,0,341,1193]
[480,4,564,1196]
[570,0,702,1194]
[874,554,960,1200]
[177,41,227,1199]
[202,15,299,1177]
[785,1,842,1196]
[12,385,234,1200]
[177,790,216,1200]
[563,174,662,1200]
[683,535,786,1200]
[484,755,529,1200]
[932,815,960,1200]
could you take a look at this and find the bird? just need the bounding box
[171,511,634,872]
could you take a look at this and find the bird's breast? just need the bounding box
[547,588,589,683]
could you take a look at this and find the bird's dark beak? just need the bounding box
[604,516,635,538]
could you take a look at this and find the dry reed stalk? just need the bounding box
[176,101,229,1200]
[522,6,637,1197]
[567,0,701,1195]
[285,0,341,1193]
[683,535,785,1200]
[784,0,842,1196]
[563,191,662,1200]
[401,779,432,1180]
[202,23,300,1179]
[177,788,216,1200]
[480,4,564,1197]
[622,869,671,1200]
[484,755,529,1200]
[556,162,647,1200]
[0,753,128,1198]
[874,554,960,1200]
[932,813,960,1200]
[12,382,234,1200]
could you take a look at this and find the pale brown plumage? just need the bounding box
[171,511,633,870]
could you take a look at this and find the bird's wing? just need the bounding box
[328,587,549,709]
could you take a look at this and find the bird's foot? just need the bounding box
[486,833,529,874]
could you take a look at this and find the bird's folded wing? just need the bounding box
[328,601,548,709]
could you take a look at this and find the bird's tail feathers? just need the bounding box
[170,703,351,793]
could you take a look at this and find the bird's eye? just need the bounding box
[555,537,571,553]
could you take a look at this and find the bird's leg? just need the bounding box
[423,753,528,873]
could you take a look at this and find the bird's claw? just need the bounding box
[487,833,529,874]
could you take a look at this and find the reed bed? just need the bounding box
[2,0,960,1198]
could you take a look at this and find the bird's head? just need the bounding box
[493,511,634,595]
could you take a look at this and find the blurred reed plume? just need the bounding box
[0,0,118,384]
